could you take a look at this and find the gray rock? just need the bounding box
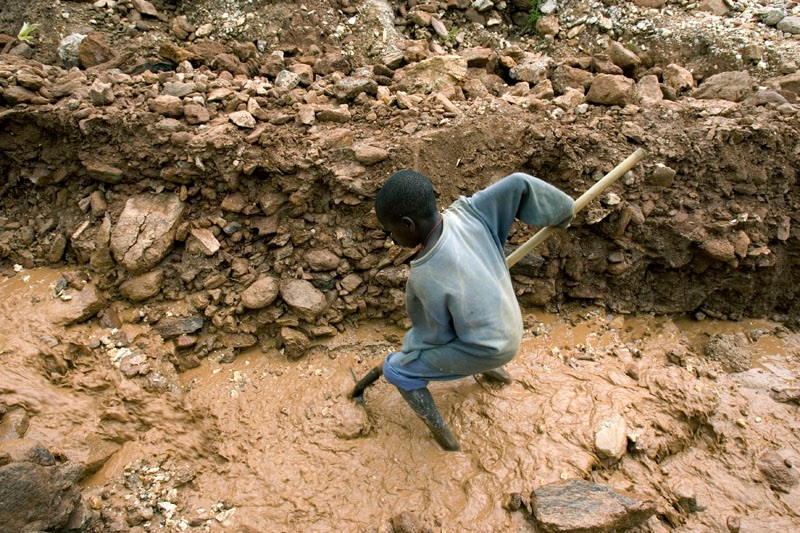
[540,0,558,15]
[153,316,204,339]
[162,81,196,98]
[693,71,754,102]
[758,7,786,27]
[110,193,185,273]
[531,479,656,533]
[241,276,280,309]
[333,76,378,101]
[0,440,83,533]
[119,269,164,302]
[275,70,300,90]
[280,279,328,321]
[57,33,87,68]
[777,16,800,35]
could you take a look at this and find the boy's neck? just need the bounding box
[418,214,443,256]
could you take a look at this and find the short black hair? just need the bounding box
[375,170,438,223]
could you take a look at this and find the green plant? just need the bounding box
[17,22,40,43]
[525,0,542,30]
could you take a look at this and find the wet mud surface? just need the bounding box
[2,267,799,531]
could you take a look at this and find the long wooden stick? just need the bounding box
[506,147,647,268]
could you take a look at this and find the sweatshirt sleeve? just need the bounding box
[467,172,574,250]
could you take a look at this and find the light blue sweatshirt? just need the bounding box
[397,172,575,375]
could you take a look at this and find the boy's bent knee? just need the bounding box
[383,352,428,391]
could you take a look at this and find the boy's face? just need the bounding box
[378,215,419,248]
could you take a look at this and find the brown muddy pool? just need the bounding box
[1,268,799,532]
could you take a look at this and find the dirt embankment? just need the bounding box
[1,0,800,531]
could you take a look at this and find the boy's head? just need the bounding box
[375,170,438,248]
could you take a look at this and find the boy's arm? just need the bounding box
[467,172,574,248]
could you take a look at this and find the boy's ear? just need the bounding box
[400,216,415,231]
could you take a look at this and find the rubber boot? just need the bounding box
[479,366,512,385]
[398,387,461,451]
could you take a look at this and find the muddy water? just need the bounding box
[2,268,799,531]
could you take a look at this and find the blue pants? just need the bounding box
[382,352,470,391]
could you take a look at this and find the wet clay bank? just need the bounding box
[2,269,800,532]
[0,0,800,531]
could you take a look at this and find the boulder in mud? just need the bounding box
[280,279,328,321]
[0,439,83,533]
[704,334,750,373]
[42,282,106,326]
[530,479,656,532]
[757,449,800,493]
[110,193,185,273]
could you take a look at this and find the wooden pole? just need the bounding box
[506,148,647,268]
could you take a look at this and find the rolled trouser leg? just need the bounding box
[398,387,460,452]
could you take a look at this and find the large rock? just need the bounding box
[663,63,695,94]
[241,276,280,309]
[693,71,754,102]
[305,249,341,271]
[0,440,83,533]
[110,194,184,273]
[607,41,641,76]
[551,65,593,95]
[393,55,468,94]
[531,479,656,532]
[586,74,635,106]
[280,279,328,321]
[41,282,106,326]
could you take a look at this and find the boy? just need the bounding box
[358,169,574,451]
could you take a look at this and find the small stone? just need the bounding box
[229,110,256,128]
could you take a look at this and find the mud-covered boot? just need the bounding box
[398,387,461,451]
[479,366,512,385]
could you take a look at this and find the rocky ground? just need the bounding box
[1,0,800,531]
